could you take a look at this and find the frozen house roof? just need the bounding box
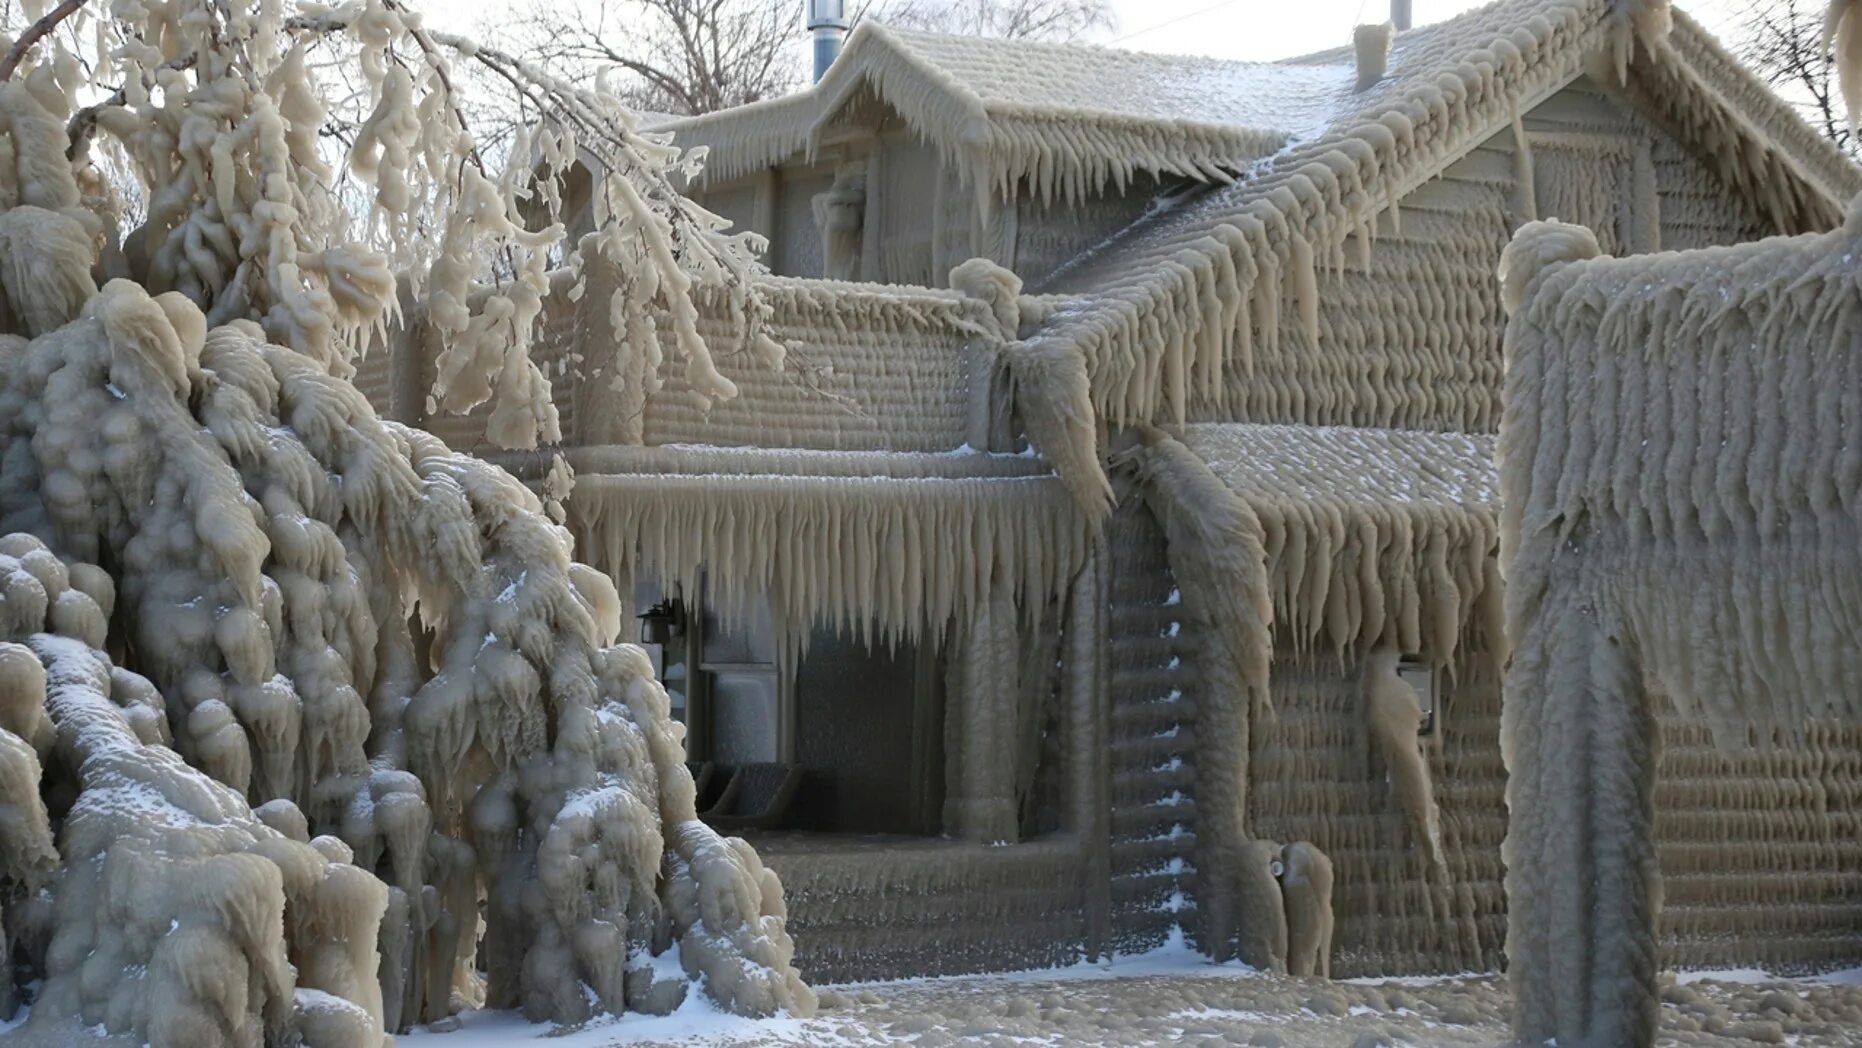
[1120,423,1503,670]
[656,22,1359,203]
[996,0,1862,508]
[1180,423,1498,510]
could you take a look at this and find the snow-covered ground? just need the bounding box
[8,931,1858,1047]
[396,934,1862,1048]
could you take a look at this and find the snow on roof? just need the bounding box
[875,28,1354,139]
[1180,423,1498,510]
[1120,424,1501,670]
[657,22,1356,204]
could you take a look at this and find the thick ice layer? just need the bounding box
[1499,209,1862,1046]
[0,540,384,1046]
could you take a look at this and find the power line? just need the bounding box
[1109,0,1249,45]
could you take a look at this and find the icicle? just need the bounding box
[1288,235,1320,348]
[1008,338,1113,513]
[1281,842,1335,979]
[1364,649,1447,880]
[1510,98,1538,223]
[570,468,1092,653]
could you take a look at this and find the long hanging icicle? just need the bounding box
[570,471,1093,650]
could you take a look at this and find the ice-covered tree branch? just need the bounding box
[1,0,776,451]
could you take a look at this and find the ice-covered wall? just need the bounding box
[1498,208,1862,1047]
[1103,494,1862,981]
[1651,695,1862,973]
[1041,78,1783,443]
[759,836,1088,982]
[1252,650,1509,977]
[1112,422,1498,969]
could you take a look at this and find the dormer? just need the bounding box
[632,23,1360,288]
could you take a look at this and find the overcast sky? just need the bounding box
[442,0,1762,83]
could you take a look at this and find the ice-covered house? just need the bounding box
[355,0,1862,985]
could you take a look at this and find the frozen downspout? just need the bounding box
[807,0,848,83]
[1391,0,1412,31]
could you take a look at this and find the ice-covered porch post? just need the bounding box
[1496,200,1862,1046]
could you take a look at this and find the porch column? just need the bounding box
[1063,542,1112,958]
[573,251,644,446]
[1505,585,1658,1048]
[943,579,1020,842]
[388,277,425,426]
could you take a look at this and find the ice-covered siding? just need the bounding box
[1252,651,1508,977]
[1652,697,1862,973]
[1522,77,1770,251]
[1251,653,1862,978]
[637,282,981,450]
[691,129,953,284]
[1016,178,1166,289]
[756,836,1088,982]
[692,127,1171,290]
[1104,494,1200,955]
[1111,497,1862,978]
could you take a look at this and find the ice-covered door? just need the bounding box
[697,594,783,764]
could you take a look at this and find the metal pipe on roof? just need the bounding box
[808,0,849,83]
[1392,0,1412,31]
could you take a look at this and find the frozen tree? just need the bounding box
[0,0,813,1043]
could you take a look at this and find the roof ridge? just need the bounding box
[833,22,993,140]
[873,21,1299,69]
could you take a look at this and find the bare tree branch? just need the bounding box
[1735,0,1857,156]
[0,0,89,80]
[860,0,1112,42]
[497,0,1114,120]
